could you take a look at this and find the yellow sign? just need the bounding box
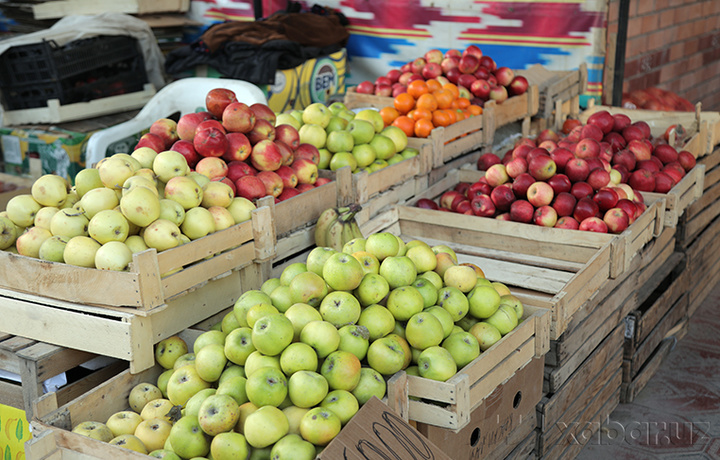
[0,404,31,460]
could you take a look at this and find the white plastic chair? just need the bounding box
[85,77,268,167]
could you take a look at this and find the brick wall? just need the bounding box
[605,0,720,110]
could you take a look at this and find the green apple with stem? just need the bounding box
[357,304,395,341]
[442,331,480,368]
[252,313,294,356]
[280,342,318,376]
[300,320,340,359]
[351,367,387,405]
[288,370,329,408]
[246,366,288,407]
[337,324,370,361]
[319,291,362,327]
[386,286,424,321]
[417,346,457,381]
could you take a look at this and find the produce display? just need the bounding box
[417,109,696,233]
[66,224,527,458]
[622,87,696,112]
[314,204,364,251]
[355,46,529,107]
[275,101,418,172]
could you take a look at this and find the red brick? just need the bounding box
[689,54,703,71]
[648,30,669,50]
[641,14,659,34]
[683,38,699,55]
[626,36,646,59]
[627,17,643,38]
[638,0,657,15]
[608,1,619,23]
[669,43,684,61]
[659,10,675,28]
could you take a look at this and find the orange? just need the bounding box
[442,83,460,99]
[432,110,452,127]
[426,79,442,93]
[379,106,400,126]
[409,107,432,121]
[433,89,454,110]
[444,109,458,124]
[468,105,483,116]
[392,116,415,137]
[455,97,471,109]
[416,93,438,112]
[394,93,415,114]
[455,109,466,122]
[407,80,430,99]
[414,118,435,138]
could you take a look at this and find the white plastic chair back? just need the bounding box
[85,77,268,167]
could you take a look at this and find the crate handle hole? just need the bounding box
[513,390,523,409]
[470,427,480,447]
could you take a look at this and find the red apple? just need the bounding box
[440,190,464,210]
[275,124,300,150]
[580,124,604,142]
[538,140,557,153]
[586,110,614,135]
[250,103,276,125]
[505,157,528,179]
[571,181,594,200]
[526,147,550,164]
[479,55,496,72]
[678,150,696,171]
[494,67,515,87]
[489,86,509,103]
[247,118,276,144]
[575,138,601,159]
[653,171,676,193]
[470,194,496,217]
[573,197,599,222]
[612,149,637,172]
[222,102,256,134]
[455,200,472,214]
[256,170,284,197]
[627,139,652,162]
[512,144,534,160]
[294,143,321,165]
[622,124,645,142]
[477,153,502,171]
[587,168,611,190]
[564,158,589,183]
[474,66,491,80]
[458,54,480,74]
[603,132,627,152]
[296,183,315,193]
[653,144,679,164]
[633,121,652,139]
[463,45,483,59]
[512,173,536,199]
[468,180,493,197]
[637,159,661,173]
[422,62,442,80]
[491,184,516,211]
[547,174,572,195]
[470,79,491,99]
[533,205,558,227]
[356,81,375,94]
[528,155,556,181]
[374,84,392,97]
[314,177,331,187]
[579,216,608,233]
[628,169,656,192]
[552,192,577,217]
[603,208,630,233]
[274,141,294,166]
[135,132,165,153]
[374,76,392,87]
[416,198,439,210]
[527,181,554,207]
[277,187,301,201]
[445,49,462,59]
[227,160,256,182]
[194,127,228,158]
[612,113,632,132]
[223,132,252,162]
[149,118,179,149]
[170,139,200,168]
[562,118,582,135]
[509,199,534,223]
[550,148,574,172]
[485,164,509,187]
[250,139,283,171]
[235,175,266,201]
[555,216,580,230]
[593,187,619,212]
[205,88,238,119]
[445,67,461,84]
[274,164,298,190]
[508,76,529,96]
[177,111,214,141]
[291,158,318,185]
[411,57,426,75]
[457,74,477,91]
[440,56,460,75]
[616,199,638,224]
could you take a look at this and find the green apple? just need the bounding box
[244,351,281,378]
[417,346,457,381]
[233,290,273,327]
[300,320,340,359]
[155,336,188,370]
[366,336,406,376]
[387,154,404,165]
[493,281,512,297]
[485,304,519,335]
[443,264,478,294]
[318,148,332,169]
[280,342,318,376]
[379,255,417,289]
[276,112,301,130]
[423,305,454,338]
[305,246,337,275]
[364,232,400,261]
[442,331,480,368]
[288,370,329,408]
[224,327,255,365]
[321,350,362,391]
[72,421,114,442]
[328,101,349,115]
[369,134,396,161]
[221,311,241,334]
[326,130,355,153]
[216,375,249,406]
[302,102,332,127]
[244,406,289,448]
[401,147,420,159]
[419,270,444,290]
[386,286,424,321]
[432,244,458,262]
[218,365,245,385]
[156,370,174,398]
[319,291,362,327]
[193,330,227,354]
[437,286,470,321]
[500,294,524,320]
[457,315,479,332]
[148,449,181,459]
[283,406,310,435]
[129,382,163,413]
[406,244,437,273]
[469,322,503,351]
[326,115,350,133]
[322,251,365,291]
[252,313,294,356]
[329,151,358,172]
[351,143,377,168]
[367,159,389,172]
[346,119,375,145]
[280,263,307,286]
[288,271,328,308]
[342,237,366,255]
[172,352,195,370]
[246,366,288,407]
[106,411,143,437]
[357,304,395,341]
[467,285,502,319]
[245,303,280,328]
[381,125,408,153]
[338,324,370,361]
[261,277,282,296]
[300,407,341,446]
[107,434,148,454]
[411,277,438,308]
[284,303,323,341]
[351,251,380,275]
[198,394,240,436]
[166,365,211,406]
[321,389,359,425]
[210,431,250,460]
[184,388,217,417]
[354,109,384,133]
[405,312,444,350]
[352,367,387,405]
[195,343,227,382]
[299,123,327,149]
[270,433,316,460]
[434,252,456,278]
[167,415,210,459]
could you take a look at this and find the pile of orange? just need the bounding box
[379,79,483,138]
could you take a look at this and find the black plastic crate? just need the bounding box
[0,35,149,110]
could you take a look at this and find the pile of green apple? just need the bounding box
[0,150,257,271]
[276,101,419,173]
[68,232,524,459]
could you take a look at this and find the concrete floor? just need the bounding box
[576,281,720,460]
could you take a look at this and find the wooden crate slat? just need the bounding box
[32,0,189,19]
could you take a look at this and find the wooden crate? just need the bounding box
[684,211,720,317]
[0,334,126,419]
[0,172,33,210]
[399,169,664,339]
[2,84,157,126]
[677,146,720,248]
[544,226,676,393]
[644,163,705,228]
[31,0,189,19]
[415,357,543,459]
[515,63,588,131]
[503,429,537,460]
[703,110,720,153]
[384,304,549,431]
[536,324,624,460]
[0,205,274,310]
[579,102,709,158]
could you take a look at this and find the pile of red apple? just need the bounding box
[135,88,329,203]
[416,109,697,234]
[354,45,528,107]
[622,87,695,112]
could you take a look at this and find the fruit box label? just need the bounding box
[0,127,86,181]
[0,403,32,460]
[318,397,452,460]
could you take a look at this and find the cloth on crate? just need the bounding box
[0,13,166,91]
[164,11,349,86]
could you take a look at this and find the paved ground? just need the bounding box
[576,281,720,460]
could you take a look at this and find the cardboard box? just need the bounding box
[0,111,140,181]
[191,48,347,113]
